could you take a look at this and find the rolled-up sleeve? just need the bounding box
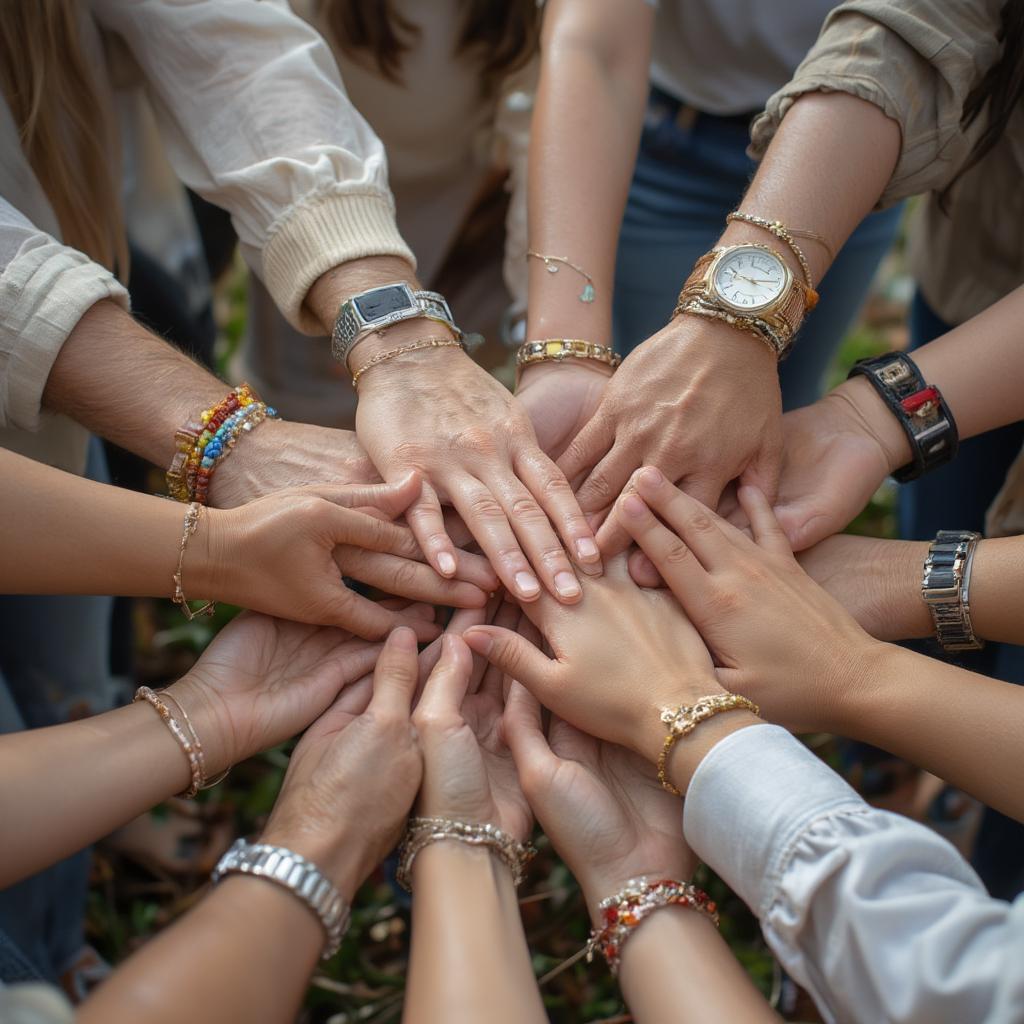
[93,0,415,333]
[684,724,1024,1024]
[749,0,1004,207]
[0,198,129,432]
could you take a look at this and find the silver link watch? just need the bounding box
[921,530,984,652]
[212,839,350,959]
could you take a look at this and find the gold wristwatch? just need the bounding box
[516,338,621,373]
[674,243,816,358]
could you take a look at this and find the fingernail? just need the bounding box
[638,467,664,490]
[576,537,600,562]
[622,494,648,518]
[437,551,457,577]
[515,571,541,597]
[554,571,581,599]
[391,626,418,650]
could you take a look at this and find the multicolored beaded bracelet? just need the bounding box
[194,401,277,505]
[586,877,719,975]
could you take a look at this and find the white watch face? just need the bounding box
[711,246,788,312]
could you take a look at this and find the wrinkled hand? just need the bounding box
[515,363,609,463]
[413,619,532,843]
[204,474,493,641]
[797,534,932,642]
[557,317,782,555]
[614,468,881,734]
[209,420,379,508]
[355,346,601,604]
[259,627,424,898]
[504,683,694,920]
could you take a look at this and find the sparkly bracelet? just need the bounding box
[158,687,230,791]
[586,877,719,975]
[350,336,464,390]
[172,502,216,622]
[396,817,536,892]
[657,693,759,796]
[133,686,205,798]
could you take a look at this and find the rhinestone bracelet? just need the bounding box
[396,817,536,892]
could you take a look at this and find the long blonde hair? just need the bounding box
[0,0,127,272]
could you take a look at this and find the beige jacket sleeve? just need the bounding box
[749,0,1005,208]
[93,0,414,334]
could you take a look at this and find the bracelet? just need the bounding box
[350,337,464,390]
[657,693,759,796]
[212,839,350,960]
[133,685,206,798]
[396,817,536,892]
[922,530,985,652]
[526,251,596,304]
[672,296,784,357]
[172,502,216,622]
[586,877,719,975]
[515,338,621,376]
[158,688,231,790]
[847,352,959,482]
[725,211,821,302]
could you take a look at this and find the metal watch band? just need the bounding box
[330,283,464,366]
[921,530,984,652]
[847,353,959,483]
[516,338,622,370]
[212,839,350,959]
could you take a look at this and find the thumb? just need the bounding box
[313,470,422,520]
[502,681,554,771]
[463,625,555,696]
[555,416,612,489]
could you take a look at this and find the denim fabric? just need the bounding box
[613,92,903,410]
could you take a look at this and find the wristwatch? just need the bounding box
[921,530,984,652]
[330,282,467,366]
[847,352,959,482]
[212,839,350,959]
[674,243,814,357]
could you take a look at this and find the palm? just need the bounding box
[516,368,606,463]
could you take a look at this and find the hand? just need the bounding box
[355,343,601,604]
[556,317,783,555]
[766,376,910,551]
[504,683,695,921]
[203,474,494,641]
[166,610,415,780]
[614,468,882,734]
[209,420,380,508]
[462,553,724,766]
[797,534,932,641]
[259,627,424,898]
[412,622,532,843]
[515,362,609,463]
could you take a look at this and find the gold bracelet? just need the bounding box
[350,337,463,389]
[159,688,231,791]
[726,211,821,307]
[133,686,204,798]
[515,338,621,375]
[172,503,216,622]
[657,693,759,796]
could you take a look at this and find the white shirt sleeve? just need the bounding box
[91,0,415,333]
[0,197,129,433]
[683,724,1024,1024]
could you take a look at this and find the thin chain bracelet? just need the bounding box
[350,337,463,389]
[133,686,204,798]
[172,502,216,622]
[158,688,230,791]
[726,211,821,305]
[526,250,596,303]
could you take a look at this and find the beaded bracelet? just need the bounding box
[586,877,719,975]
[396,817,536,892]
[133,686,205,798]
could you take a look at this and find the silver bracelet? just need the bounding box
[921,530,984,652]
[211,839,350,959]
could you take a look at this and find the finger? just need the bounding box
[475,599,522,698]
[311,470,421,518]
[772,499,839,553]
[593,509,635,559]
[329,506,424,559]
[740,440,782,506]
[627,548,663,588]
[320,581,441,642]
[555,414,614,490]
[488,475,584,605]
[738,485,794,559]
[514,449,602,572]
[336,548,488,609]
[502,681,557,771]
[448,476,544,603]
[631,467,736,571]
[378,599,437,621]
[417,634,475,718]
[615,492,717,613]
[572,444,635,517]
[402,478,460,579]
[369,626,421,717]
[451,548,500,592]
[462,625,557,696]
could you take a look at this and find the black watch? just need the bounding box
[847,352,958,482]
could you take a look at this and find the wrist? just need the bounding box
[664,710,761,796]
[829,376,913,473]
[305,256,419,336]
[827,636,897,738]
[661,313,779,376]
[258,823,367,903]
[516,357,613,390]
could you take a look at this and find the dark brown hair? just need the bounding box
[317,0,539,97]
[941,0,1024,207]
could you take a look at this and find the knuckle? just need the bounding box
[663,540,692,565]
[708,588,741,615]
[388,559,422,592]
[392,441,428,467]
[687,510,716,534]
[468,494,506,521]
[452,426,499,456]
[509,496,545,522]
[583,472,617,504]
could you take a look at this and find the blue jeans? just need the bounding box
[901,291,1024,900]
[613,90,902,410]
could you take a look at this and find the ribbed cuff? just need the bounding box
[261,190,416,335]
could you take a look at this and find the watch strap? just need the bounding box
[212,839,350,959]
[847,353,959,483]
[921,530,984,651]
